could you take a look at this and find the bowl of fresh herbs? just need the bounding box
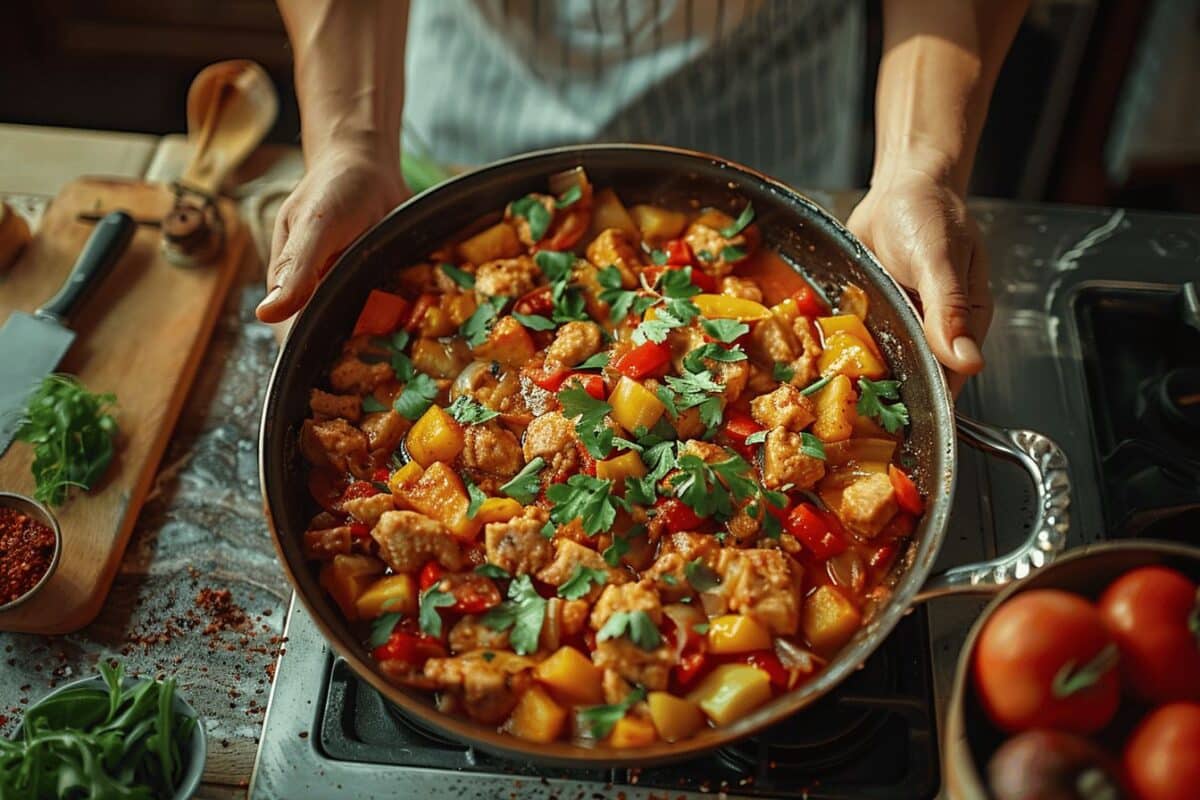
[1,663,206,799]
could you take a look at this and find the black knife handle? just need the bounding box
[35,210,136,324]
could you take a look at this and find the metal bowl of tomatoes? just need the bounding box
[945,539,1200,800]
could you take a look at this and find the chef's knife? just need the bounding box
[0,210,136,456]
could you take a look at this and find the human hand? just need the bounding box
[847,164,991,395]
[256,143,409,325]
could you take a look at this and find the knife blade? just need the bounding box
[0,210,136,455]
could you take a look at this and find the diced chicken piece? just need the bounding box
[449,614,511,653]
[521,411,579,480]
[456,364,530,418]
[761,427,826,490]
[726,504,763,544]
[506,193,557,247]
[666,531,722,566]
[360,410,409,454]
[475,256,539,299]
[751,384,817,432]
[461,422,523,480]
[585,228,640,287]
[682,213,753,277]
[545,320,602,368]
[329,353,394,394]
[644,552,690,601]
[839,473,899,539]
[589,582,673,690]
[746,364,777,396]
[590,580,663,629]
[788,319,822,387]
[301,418,370,477]
[371,510,464,572]
[379,659,438,691]
[423,652,534,724]
[720,275,763,303]
[310,388,361,422]
[537,539,624,597]
[484,507,554,576]
[717,548,804,635]
[539,596,590,651]
[748,315,797,366]
[602,669,638,705]
[668,325,748,403]
[303,526,352,560]
[343,493,395,527]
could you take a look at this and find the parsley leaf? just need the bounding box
[510,195,552,242]
[367,612,404,648]
[459,295,509,348]
[692,622,710,635]
[558,384,614,458]
[799,375,834,396]
[480,575,546,655]
[576,352,611,370]
[533,250,576,283]
[393,374,439,420]
[744,429,767,446]
[464,476,487,518]
[772,361,795,382]
[546,474,622,535]
[659,267,703,299]
[701,318,749,343]
[549,279,590,323]
[475,563,511,579]
[556,184,582,209]
[857,378,910,433]
[659,369,727,433]
[578,686,646,739]
[362,395,389,413]
[721,245,747,262]
[499,457,545,504]
[602,533,631,566]
[632,299,699,345]
[598,265,656,323]
[681,342,747,374]
[558,565,609,600]
[540,520,557,539]
[596,610,662,650]
[800,432,826,460]
[439,262,475,289]
[670,453,728,520]
[650,249,669,265]
[684,558,721,592]
[720,202,755,238]
[513,312,557,331]
[624,475,657,505]
[447,394,500,425]
[642,439,678,481]
[419,586,455,637]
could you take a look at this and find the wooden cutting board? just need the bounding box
[0,177,246,634]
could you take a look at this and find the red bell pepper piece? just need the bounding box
[612,341,672,380]
[372,467,391,483]
[561,372,606,400]
[372,630,447,665]
[664,238,693,266]
[888,465,924,515]
[541,204,590,252]
[526,362,571,393]
[418,560,444,592]
[353,290,410,337]
[867,542,899,573]
[741,650,789,689]
[403,292,438,333]
[341,481,380,504]
[785,502,848,559]
[450,576,501,614]
[674,652,708,688]
[793,282,828,318]
[655,497,706,533]
[721,410,764,458]
[349,522,371,539]
[684,266,717,293]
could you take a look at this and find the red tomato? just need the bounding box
[674,652,708,688]
[684,266,717,293]
[514,285,555,317]
[888,465,924,515]
[418,561,444,592]
[785,503,848,559]
[664,238,693,266]
[721,411,764,459]
[973,590,1120,734]
[353,290,410,337]
[655,497,706,533]
[1124,703,1200,800]
[1098,566,1200,703]
[612,341,672,380]
[372,630,447,665]
[561,372,606,400]
[349,522,371,539]
[525,361,571,393]
[793,283,828,318]
[740,651,789,689]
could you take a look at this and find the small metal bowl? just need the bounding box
[0,491,62,612]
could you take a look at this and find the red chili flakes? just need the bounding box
[0,507,56,605]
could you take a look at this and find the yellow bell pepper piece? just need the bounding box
[647,692,706,742]
[687,664,773,726]
[608,376,666,433]
[388,460,424,494]
[802,585,862,657]
[608,715,659,748]
[399,461,480,541]
[533,646,604,705]
[406,405,465,467]
[816,314,882,358]
[474,497,524,525]
[354,574,418,619]
[817,331,888,381]
[646,294,769,323]
[596,450,647,485]
[630,204,688,243]
[457,221,522,265]
[706,614,773,654]
[505,686,567,744]
[318,554,384,621]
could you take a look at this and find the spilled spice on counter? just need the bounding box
[0,507,56,605]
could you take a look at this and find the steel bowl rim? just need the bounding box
[0,491,62,613]
[259,143,957,766]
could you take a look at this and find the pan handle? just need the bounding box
[914,414,1071,602]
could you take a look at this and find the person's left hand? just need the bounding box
[847,164,992,396]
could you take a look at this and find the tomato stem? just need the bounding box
[1051,643,1119,698]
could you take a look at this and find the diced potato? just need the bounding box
[588,188,641,243]
[687,664,773,726]
[458,221,522,265]
[608,715,658,748]
[596,450,647,486]
[506,686,567,744]
[388,460,424,494]
[802,585,862,657]
[411,337,472,379]
[608,376,666,432]
[816,314,882,357]
[647,692,705,742]
[474,497,524,525]
[812,375,856,443]
[416,305,458,338]
[406,406,465,467]
[400,461,480,541]
[839,284,869,320]
[473,315,536,367]
[630,204,688,243]
[533,646,604,705]
[318,554,384,621]
[817,332,887,380]
[354,574,418,619]
[444,292,479,327]
[671,406,706,440]
[706,614,772,654]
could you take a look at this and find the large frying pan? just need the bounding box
[259,145,1072,766]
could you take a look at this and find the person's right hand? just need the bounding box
[256,144,409,324]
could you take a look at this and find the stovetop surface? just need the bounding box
[250,201,1200,799]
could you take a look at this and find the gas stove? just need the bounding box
[250,201,1200,799]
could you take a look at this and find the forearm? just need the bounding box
[873,0,1028,194]
[278,0,409,164]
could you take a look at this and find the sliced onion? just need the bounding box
[827,549,867,595]
[663,603,706,659]
[451,359,492,399]
[774,639,826,689]
[824,438,897,467]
